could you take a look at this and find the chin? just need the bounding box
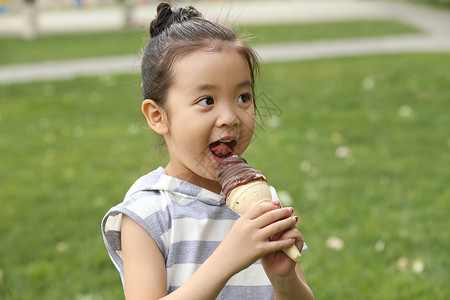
[191,156,218,181]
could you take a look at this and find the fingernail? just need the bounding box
[289,207,294,213]
[293,216,299,223]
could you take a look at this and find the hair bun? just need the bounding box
[150,3,201,38]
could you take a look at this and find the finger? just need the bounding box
[261,215,298,240]
[244,202,278,220]
[271,199,281,208]
[254,207,294,228]
[277,227,305,253]
[268,232,281,242]
[265,236,296,253]
[297,238,305,253]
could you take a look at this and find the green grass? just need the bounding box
[235,20,420,45]
[0,19,420,65]
[0,53,448,299]
[0,29,148,66]
[251,54,450,299]
[406,0,450,9]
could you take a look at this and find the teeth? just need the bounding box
[221,139,233,143]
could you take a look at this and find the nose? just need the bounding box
[216,103,240,128]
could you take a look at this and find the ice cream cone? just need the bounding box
[219,162,302,262]
[226,181,272,215]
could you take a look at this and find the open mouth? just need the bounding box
[209,138,237,163]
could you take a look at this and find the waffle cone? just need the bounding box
[226,181,272,215]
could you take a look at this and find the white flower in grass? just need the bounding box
[56,242,68,252]
[396,257,408,271]
[99,74,117,87]
[300,160,319,177]
[299,160,311,172]
[335,146,351,158]
[128,123,140,135]
[278,190,293,207]
[73,126,85,138]
[412,259,425,274]
[76,294,94,300]
[375,240,385,252]
[362,76,375,90]
[326,235,344,251]
[268,115,281,129]
[398,105,413,118]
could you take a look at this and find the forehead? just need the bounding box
[171,49,252,87]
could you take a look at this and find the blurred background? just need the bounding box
[0,0,449,299]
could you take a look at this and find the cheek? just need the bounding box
[237,112,255,151]
[241,108,256,133]
[173,118,210,148]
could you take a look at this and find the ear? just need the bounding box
[141,99,169,135]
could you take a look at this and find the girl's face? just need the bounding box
[163,49,255,193]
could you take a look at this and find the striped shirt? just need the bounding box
[102,167,277,299]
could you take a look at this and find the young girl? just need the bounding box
[102,3,314,299]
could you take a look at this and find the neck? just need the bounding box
[164,163,222,194]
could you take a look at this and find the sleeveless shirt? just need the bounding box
[102,167,278,299]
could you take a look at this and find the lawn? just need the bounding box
[235,20,419,45]
[0,52,448,299]
[407,0,450,9]
[252,54,449,299]
[0,19,420,65]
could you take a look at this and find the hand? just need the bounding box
[215,202,299,276]
[261,200,304,278]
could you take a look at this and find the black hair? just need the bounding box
[141,2,259,109]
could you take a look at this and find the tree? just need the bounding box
[119,0,134,29]
[23,0,38,40]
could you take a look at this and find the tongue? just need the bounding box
[210,143,232,160]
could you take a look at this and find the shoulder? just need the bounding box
[101,168,174,262]
[119,167,173,215]
[104,168,174,242]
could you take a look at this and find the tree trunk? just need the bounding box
[23,0,38,40]
[122,0,133,29]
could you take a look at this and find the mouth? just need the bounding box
[209,137,237,164]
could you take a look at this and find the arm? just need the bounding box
[121,215,233,300]
[261,201,314,300]
[271,264,314,300]
[121,204,299,299]
[262,240,314,300]
[121,215,167,299]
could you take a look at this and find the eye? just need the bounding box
[237,93,252,103]
[197,96,214,106]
